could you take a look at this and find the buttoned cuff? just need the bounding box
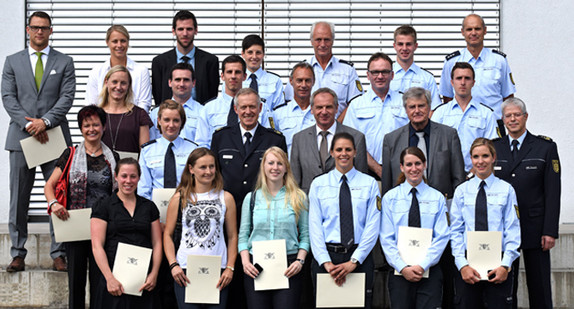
[316,253,332,266]
[455,257,469,271]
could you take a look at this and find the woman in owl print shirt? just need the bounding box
[163,148,238,308]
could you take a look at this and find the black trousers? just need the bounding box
[312,248,374,309]
[388,265,443,309]
[512,249,553,309]
[243,254,303,309]
[454,268,514,309]
[67,240,99,309]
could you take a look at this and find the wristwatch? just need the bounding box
[350,257,359,265]
[296,258,305,265]
[42,117,51,128]
[502,266,511,272]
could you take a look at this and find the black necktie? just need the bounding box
[408,187,421,227]
[249,73,258,93]
[164,142,177,188]
[244,132,252,154]
[511,139,519,161]
[227,99,237,127]
[339,175,354,248]
[181,56,190,64]
[475,181,488,231]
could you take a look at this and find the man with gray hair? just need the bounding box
[382,86,465,196]
[493,97,561,309]
[284,21,363,117]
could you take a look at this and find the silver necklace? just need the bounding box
[107,112,125,151]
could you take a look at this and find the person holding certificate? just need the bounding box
[164,148,238,308]
[85,25,152,112]
[379,146,449,308]
[91,158,162,308]
[44,105,119,309]
[450,138,520,308]
[99,65,152,155]
[138,100,198,200]
[309,132,381,309]
[238,146,309,309]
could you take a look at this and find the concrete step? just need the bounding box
[0,270,68,308]
[0,224,54,270]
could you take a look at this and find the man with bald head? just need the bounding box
[284,21,363,118]
[439,13,515,130]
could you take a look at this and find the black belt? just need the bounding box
[326,243,358,254]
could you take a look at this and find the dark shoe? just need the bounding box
[53,256,67,272]
[6,257,25,272]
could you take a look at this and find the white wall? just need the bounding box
[0,0,572,223]
[502,0,574,223]
[0,0,25,224]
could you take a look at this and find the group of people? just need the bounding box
[2,8,561,309]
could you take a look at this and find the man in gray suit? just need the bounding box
[2,11,75,272]
[291,87,368,194]
[381,87,465,308]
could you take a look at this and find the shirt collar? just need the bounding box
[507,130,527,147]
[180,96,200,110]
[462,47,488,62]
[310,55,335,69]
[240,123,258,138]
[289,99,311,112]
[332,166,358,183]
[103,56,135,70]
[393,62,420,74]
[316,121,337,136]
[159,135,183,148]
[471,172,496,189]
[176,46,196,62]
[409,121,431,136]
[248,67,264,78]
[400,179,429,195]
[29,45,50,56]
[451,97,478,111]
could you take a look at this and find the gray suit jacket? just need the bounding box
[2,47,75,151]
[381,120,465,198]
[291,121,368,194]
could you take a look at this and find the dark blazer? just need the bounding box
[381,121,465,198]
[211,124,287,223]
[151,47,219,105]
[290,121,368,194]
[2,47,75,151]
[493,131,561,249]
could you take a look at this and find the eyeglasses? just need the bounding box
[29,26,51,32]
[503,112,526,119]
[368,70,392,77]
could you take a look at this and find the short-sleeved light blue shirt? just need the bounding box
[149,96,204,142]
[391,62,442,110]
[243,67,285,112]
[272,100,315,155]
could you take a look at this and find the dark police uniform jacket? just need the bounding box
[211,123,287,224]
[493,131,561,249]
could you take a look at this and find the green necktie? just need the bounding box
[35,52,43,90]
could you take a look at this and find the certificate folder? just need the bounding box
[467,231,502,280]
[316,273,365,308]
[20,126,67,168]
[252,239,289,291]
[394,226,433,278]
[112,243,152,296]
[185,255,221,304]
[51,208,91,242]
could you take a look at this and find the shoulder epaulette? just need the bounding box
[312,171,328,181]
[339,59,354,67]
[215,126,231,133]
[432,102,448,112]
[492,49,507,58]
[264,126,283,136]
[348,94,362,105]
[421,67,435,76]
[446,50,461,61]
[479,103,494,112]
[491,137,502,142]
[273,101,289,111]
[149,105,159,113]
[398,91,404,95]
[267,70,281,78]
[141,139,157,148]
[537,135,553,142]
[183,138,199,146]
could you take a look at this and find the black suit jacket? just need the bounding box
[151,47,219,105]
[493,131,561,249]
[211,124,287,224]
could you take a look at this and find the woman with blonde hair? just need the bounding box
[99,65,152,155]
[86,25,152,111]
[163,148,238,309]
[238,146,309,309]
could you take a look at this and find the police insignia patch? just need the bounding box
[269,117,275,129]
[356,80,363,92]
[553,160,560,173]
[376,195,381,211]
[514,205,520,219]
[510,73,515,85]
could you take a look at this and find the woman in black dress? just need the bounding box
[91,158,163,308]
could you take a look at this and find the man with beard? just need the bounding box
[152,10,219,105]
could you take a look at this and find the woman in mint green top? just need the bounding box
[238,146,309,309]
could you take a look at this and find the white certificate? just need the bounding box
[112,243,152,296]
[185,255,221,304]
[51,208,92,242]
[20,126,67,168]
[252,239,289,291]
[467,231,502,280]
[316,273,365,308]
[394,226,433,278]
[152,188,176,223]
[116,151,139,160]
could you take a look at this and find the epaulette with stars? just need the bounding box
[446,50,461,61]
